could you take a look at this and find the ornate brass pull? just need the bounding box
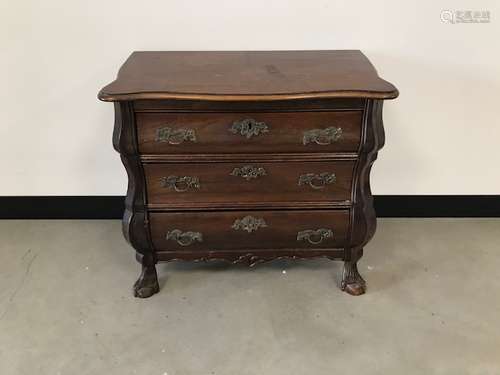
[303,127,342,145]
[229,118,269,138]
[298,172,336,190]
[297,229,333,245]
[166,229,203,246]
[160,175,200,192]
[230,165,267,180]
[156,127,197,144]
[232,216,267,233]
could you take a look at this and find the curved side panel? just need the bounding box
[113,102,155,264]
[347,99,385,260]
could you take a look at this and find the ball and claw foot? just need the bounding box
[133,264,159,298]
[341,261,366,296]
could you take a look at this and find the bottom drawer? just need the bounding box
[149,210,349,251]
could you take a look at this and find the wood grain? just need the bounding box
[133,98,366,112]
[144,160,355,205]
[136,111,362,154]
[98,50,398,101]
[155,250,345,265]
[100,50,398,297]
[149,210,349,252]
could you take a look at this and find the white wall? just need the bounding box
[2,0,499,195]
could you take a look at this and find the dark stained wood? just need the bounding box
[149,210,349,252]
[100,50,398,297]
[348,100,385,253]
[133,98,366,111]
[98,51,398,101]
[147,201,351,211]
[156,249,344,265]
[141,153,358,163]
[136,111,362,154]
[144,160,355,205]
[112,102,158,298]
[340,100,386,295]
[341,261,366,295]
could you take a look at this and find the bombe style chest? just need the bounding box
[98,50,398,298]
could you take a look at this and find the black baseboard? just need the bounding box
[374,195,500,217]
[0,196,125,219]
[0,196,499,219]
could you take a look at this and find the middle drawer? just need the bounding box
[144,161,355,205]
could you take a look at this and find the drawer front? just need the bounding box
[144,161,354,205]
[149,210,349,251]
[136,111,362,154]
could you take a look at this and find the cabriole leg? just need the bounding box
[341,260,366,296]
[133,259,159,298]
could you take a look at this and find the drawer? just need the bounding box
[136,111,362,154]
[144,161,355,206]
[149,210,349,251]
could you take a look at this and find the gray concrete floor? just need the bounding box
[0,219,499,375]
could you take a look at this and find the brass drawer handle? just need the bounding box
[166,229,203,246]
[232,216,267,233]
[156,127,197,144]
[160,175,200,192]
[230,165,267,180]
[298,172,336,190]
[303,127,343,145]
[229,118,269,139]
[297,229,333,245]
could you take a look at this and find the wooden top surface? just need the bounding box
[98,50,398,102]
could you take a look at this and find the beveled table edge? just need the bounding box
[98,89,399,102]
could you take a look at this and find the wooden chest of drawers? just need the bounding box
[99,50,398,297]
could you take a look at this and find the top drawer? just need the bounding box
[136,111,362,154]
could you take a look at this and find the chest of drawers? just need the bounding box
[99,50,398,298]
